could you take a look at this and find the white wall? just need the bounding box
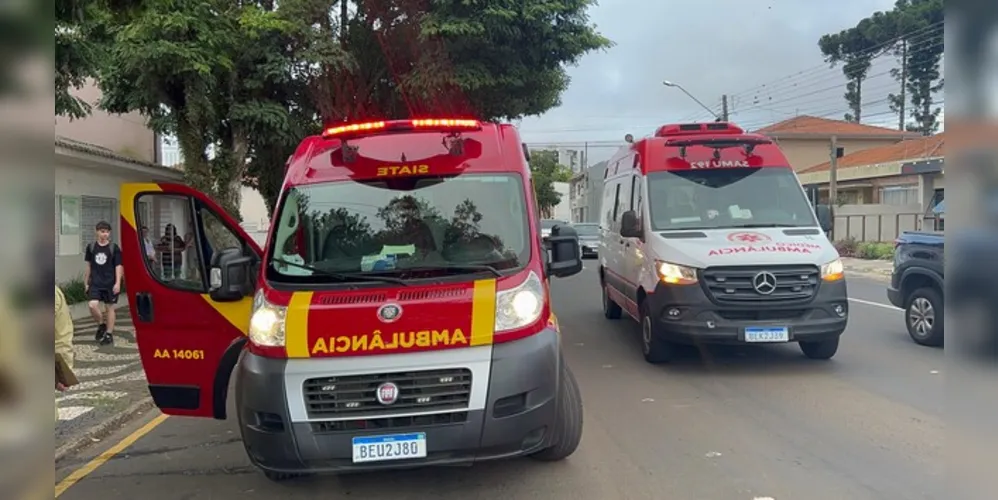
[54,157,182,284]
[553,181,571,221]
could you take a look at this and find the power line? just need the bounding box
[726,21,944,102]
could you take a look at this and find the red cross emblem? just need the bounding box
[727,231,771,244]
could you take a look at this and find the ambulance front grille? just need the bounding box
[700,265,820,304]
[303,368,472,419]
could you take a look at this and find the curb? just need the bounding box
[844,269,891,284]
[55,397,156,463]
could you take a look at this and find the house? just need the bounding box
[55,81,182,285]
[797,133,945,207]
[568,161,608,223]
[753,116,921,172]
[797,133,945,240]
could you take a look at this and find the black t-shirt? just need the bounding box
[85,242,122,289]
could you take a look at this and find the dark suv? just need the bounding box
[887,231,944,346]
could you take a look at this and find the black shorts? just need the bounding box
[88,287,119,305]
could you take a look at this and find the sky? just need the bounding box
[516,0,940,164]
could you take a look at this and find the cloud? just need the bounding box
[518,0,910,163]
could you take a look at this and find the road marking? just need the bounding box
[848,297,902,311]
[55,413,169,497]
[57,406,94,421]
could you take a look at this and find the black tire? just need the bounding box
[905,287,944,347]
[602,278,622,320]
[640,302,676,364]
[530,365,584,462]
[799,337,840,360]
[262,469,300,482]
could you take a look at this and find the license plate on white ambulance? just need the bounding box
[351,433,427,463]
[744,327,789,343]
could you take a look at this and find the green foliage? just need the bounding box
[88,0,611,217]
[60,276,88,305]
[818,0,943,132]
[833,236,859,257]
[530,149,573,217]
[856,241,895,260]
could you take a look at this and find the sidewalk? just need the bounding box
[841,257,892,283]
[56,302,155,462]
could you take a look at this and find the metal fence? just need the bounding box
[832,211,923,243]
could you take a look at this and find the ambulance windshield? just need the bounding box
[647,167,817,231]
[268,173,531,281]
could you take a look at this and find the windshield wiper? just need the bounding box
[399,264,503,278]
[272,259,409,285]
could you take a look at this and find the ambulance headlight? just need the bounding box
[495,271,545,332]
[656,261,698,285]
[249,290,287,347]
[821,258,845,282]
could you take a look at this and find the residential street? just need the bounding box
[54,267,946,500]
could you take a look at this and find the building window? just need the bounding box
[879,185,919,206]
[80,196,119,249]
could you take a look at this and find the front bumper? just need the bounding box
[234,328,562,474]
[644,278,849,344]
[579,243,598,257]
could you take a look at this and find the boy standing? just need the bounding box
[84,221,123,346]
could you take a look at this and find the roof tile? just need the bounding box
[753,115,916,137]
[800,133,945,174]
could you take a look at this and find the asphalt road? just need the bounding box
[55,268,945,500]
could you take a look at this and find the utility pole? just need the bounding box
[829,136,839,207]
[721,95,729,122]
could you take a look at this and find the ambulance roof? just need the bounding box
[282,119,528,186]
[608,122,792,176]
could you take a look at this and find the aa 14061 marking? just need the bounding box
[311,328,469,355]
[152,349,205,360]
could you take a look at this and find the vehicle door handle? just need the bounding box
[135,292,154,323]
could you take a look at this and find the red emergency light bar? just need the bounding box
[322,118,482,139]
[655,122,745,137]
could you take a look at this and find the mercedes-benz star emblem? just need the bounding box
[377,303,402,323]
[376,382,400,405]
[752,271,778,295]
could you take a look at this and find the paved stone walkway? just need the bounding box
[56,308,149,453]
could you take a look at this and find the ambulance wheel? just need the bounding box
[530,365,583,462]
[799,337,840,360]
[640,302,676,364]
[602,279,622,319]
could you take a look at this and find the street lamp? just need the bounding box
[663,80,722,121]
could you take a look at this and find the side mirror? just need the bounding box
[815,204,833,233]
[547,225,583,278]
[620,210,642,238]
[209,247,255,302]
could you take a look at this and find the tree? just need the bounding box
[818,0,943,132]
[93,0,611,218]
[96,0,300,218]
[818,17,889,123]
[530,149,572,217]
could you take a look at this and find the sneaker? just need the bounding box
[94,323,107,343]
[99,331,114,346]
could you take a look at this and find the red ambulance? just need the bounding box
[119,118,586,481]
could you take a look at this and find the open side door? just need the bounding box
[120,183,263,418]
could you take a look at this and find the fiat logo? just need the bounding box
[377,303,402,323]
[375,382,400,405]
